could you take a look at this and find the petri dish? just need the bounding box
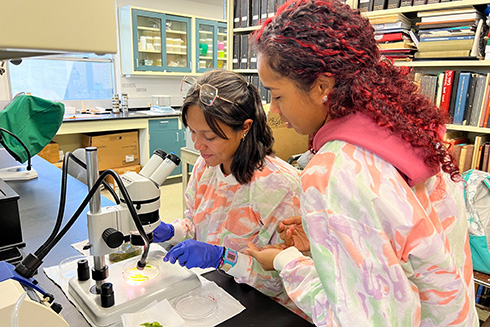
[173,293,218,321]
[58,254,90,279]
[122,257,161,284]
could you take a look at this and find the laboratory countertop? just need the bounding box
[5,154,313,327]
[62,108,181,122]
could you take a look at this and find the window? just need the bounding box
[8,54,115,101]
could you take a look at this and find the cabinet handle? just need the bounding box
[176,132,179,142]
[160,120,169,124]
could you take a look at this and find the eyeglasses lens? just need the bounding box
[200,84,217,106]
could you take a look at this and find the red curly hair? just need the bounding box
[252,0,460,181]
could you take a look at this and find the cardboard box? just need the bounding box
[267,112,309,161]
[82,131,139,171]
[38,141,59,163]
[104,164,142,190]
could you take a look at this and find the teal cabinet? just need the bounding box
[196,19,228,73]
[120,7,192,74]
[148,118,186,176]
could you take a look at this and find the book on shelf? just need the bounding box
[420,12,483,24]
[373,21,411,31]
[468,74,488,127]
[444,130,469,150]
[418,26,475,38]
[464,73,485,126]
[414,50,473,59]
[378,41,415,50]
[481,142,490,172]
[368,13,411,25]
[375,28,411,35]
[478,78,490,127]
[416,19,480,30]
[452,72,472,125]
[451,144,464,166]
[435,72,445,108]
[472,135,490,170]
[439,70,455,113]
[375,32,409,42]
[416,7,479,18]
[483,99,490,127]
[417,38,474,52]
[419,74,439,104]
[470,19,487,58]
[420,35,475,42]
[448,71,462,119]
[459,144,475,173]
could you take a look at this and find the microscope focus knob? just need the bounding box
[102,228,124,248]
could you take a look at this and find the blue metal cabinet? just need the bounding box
[148,118,186,176]
[132,9,191,73]
[196,19,228,73]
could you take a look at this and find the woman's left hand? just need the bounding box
[245,242,282,271]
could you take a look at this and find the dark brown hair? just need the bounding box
[181,69,274,184]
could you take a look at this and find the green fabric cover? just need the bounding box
[470,235,490,275]
[0,95,64,163]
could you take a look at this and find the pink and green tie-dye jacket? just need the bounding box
[171,155,303,311]
[274,140,478,326]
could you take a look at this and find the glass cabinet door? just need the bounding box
[164,15,192,72]
[217,22,227,70]
[196,19,216,73]
[132,10,164,71]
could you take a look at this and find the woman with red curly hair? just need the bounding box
[245,0,478,325]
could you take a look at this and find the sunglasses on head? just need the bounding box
[181,75,237,106]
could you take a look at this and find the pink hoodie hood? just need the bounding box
[312,112,441,187]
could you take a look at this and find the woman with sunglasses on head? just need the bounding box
[153,69,307,318]
[244,0,478,326]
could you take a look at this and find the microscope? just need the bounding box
[11,147,201,326]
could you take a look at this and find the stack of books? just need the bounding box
[371,13,417,61]
[414,7,487,59]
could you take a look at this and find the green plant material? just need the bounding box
[140,322,163,327]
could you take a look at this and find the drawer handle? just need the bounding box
[160,121,169,124]
[176,132,179,142]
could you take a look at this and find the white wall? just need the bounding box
[0,0,226,109]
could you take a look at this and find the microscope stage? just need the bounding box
[68,249,201,326]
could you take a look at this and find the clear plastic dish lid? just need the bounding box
[173,293,218,321]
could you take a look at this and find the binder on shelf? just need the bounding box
[261,0,268,21]
[386,0,401,9]
[373,0,387,11]
[268,0,275,18]
[251,0,260,26]
[452,72,472,125]
[240,0,250,28]
[234,0,241,28]
[359,0,373,12]
[251,74,260,91]
[233,35,240,70]
[240,34,249,69]
[249,43,258,69]
[413,0,427,6]
[400,0,412,7]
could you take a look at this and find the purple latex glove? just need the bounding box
[163,239,225,269]
[152,222,175,243]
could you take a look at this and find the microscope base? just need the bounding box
[68,249,201,326]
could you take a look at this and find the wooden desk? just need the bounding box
[180,147,199,212]
[6,153,311,327]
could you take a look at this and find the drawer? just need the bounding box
[149,118,179,131]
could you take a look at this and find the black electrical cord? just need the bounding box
[35,152,119,258]
[0,128,32,171]
[36,169,150,268]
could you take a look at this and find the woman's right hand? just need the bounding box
[152,222,175,243]
[278,216,310,253]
